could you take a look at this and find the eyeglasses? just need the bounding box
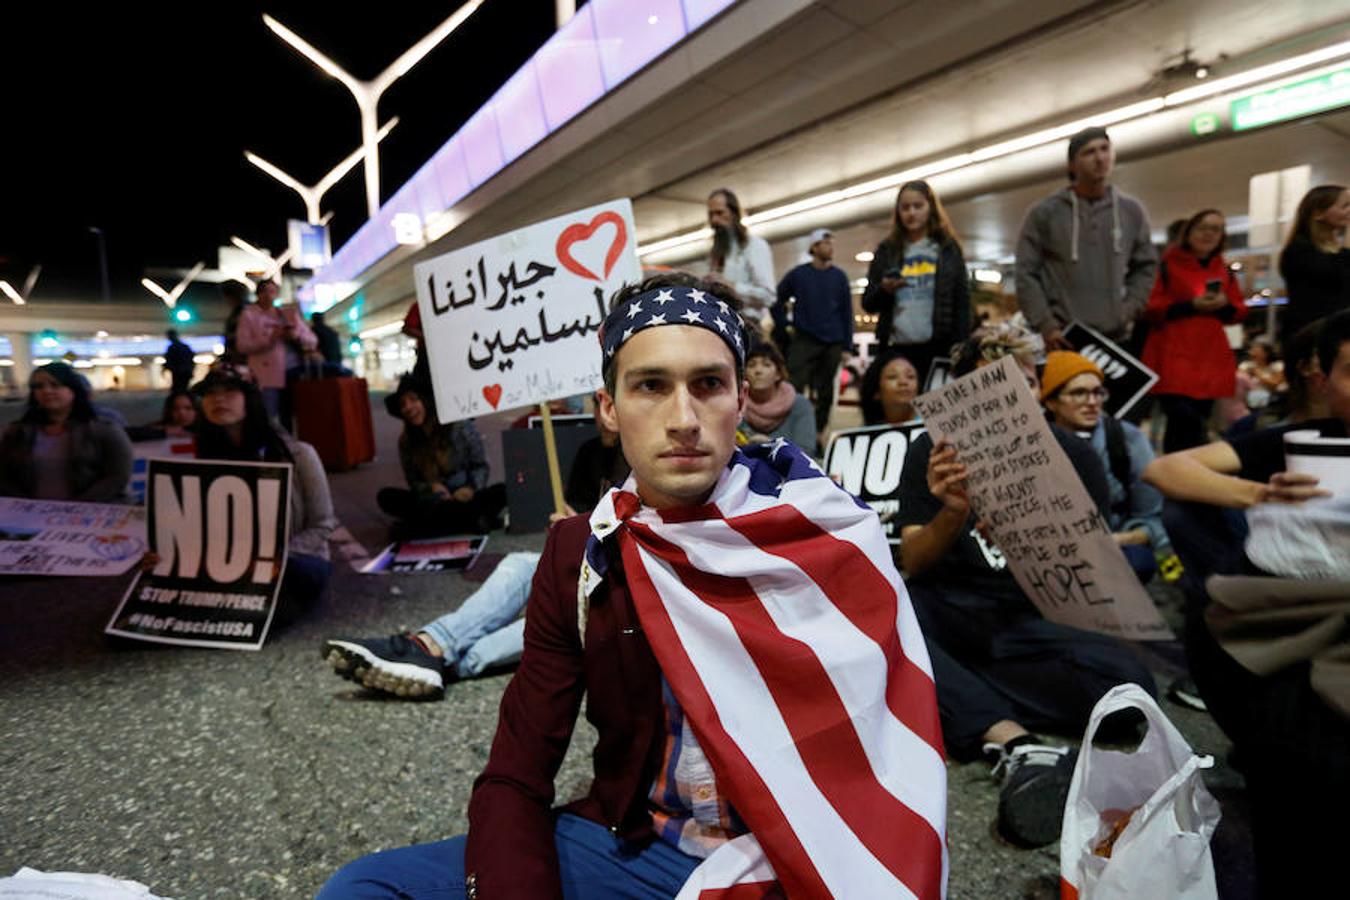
[1060,387,1109,403]
[1192,224,1224,234]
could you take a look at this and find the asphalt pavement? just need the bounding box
[0,390,1254,898]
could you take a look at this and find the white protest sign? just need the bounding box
[0,498,146,576]
[415,198,641,422]
[913,355,1172,640]
[824,422,926,544]
[106,458,292,650]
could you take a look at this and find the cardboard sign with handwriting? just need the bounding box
[912,355,1172,640]
[414,198,641,423]
[0,498,146,576]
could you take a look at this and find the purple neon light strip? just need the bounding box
[309,0,735,291]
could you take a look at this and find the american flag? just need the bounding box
[585,438,948,899]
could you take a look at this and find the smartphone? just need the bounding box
[1205,279,1223,294]
[884,267,902,280]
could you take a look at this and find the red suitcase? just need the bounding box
[291,377,376,471]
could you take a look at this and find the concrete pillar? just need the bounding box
[1249,165,1311,337]
[5,331,33,394]
[556,0,575,28]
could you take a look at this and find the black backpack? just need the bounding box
[1101,415,1133,518]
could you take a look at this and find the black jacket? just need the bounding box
[861,237,971,350]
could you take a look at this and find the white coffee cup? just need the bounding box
[1283,429,1350,496]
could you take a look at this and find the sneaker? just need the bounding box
[984,737,1078,848]
[1167,676,1208,712]
[322,633,449,700]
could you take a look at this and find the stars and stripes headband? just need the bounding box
[600,285,748,371]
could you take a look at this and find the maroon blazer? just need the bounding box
[465,515,668,897]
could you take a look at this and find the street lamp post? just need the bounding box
[0,265,41,305]
[229,236,295,284]
[89,227,111,302]
[263,1,485,218]
[141,262,206,309]
[244,117,399,224]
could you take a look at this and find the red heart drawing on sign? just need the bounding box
[482,384,503,409]
[555,211,627,282]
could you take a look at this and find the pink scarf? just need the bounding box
[743,381,798,434]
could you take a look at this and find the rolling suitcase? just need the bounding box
[291,376,376,471]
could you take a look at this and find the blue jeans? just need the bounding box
[317,813,701,899]
[421,551,539,678]
[1121,544,1156,584]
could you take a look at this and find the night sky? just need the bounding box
[2,2,561,302]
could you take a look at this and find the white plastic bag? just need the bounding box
[1059,684,1221,900]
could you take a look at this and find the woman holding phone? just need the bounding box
[1141,209,1247,452]
[861,180,971,382]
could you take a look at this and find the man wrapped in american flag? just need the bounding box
[319,273,947,899]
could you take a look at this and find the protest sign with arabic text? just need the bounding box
[415,198,640,423]
[0,498,146,576]
[913,356,1172,640]
[105,458,292,650]
[824,422,927,544]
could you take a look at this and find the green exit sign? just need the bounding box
[1232,65,1350,131]
[1190,113,1221,136]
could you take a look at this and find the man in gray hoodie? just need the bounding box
[1015,126,1157,350]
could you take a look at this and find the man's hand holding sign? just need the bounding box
[913,355,1171,640]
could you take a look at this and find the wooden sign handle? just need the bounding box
[539,403,566,516]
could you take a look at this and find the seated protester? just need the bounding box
[560,394,629,516]
[0,362,132,503]
[194,362,335,623]
[1142,308,1350,898]
[320,273,947,899]
[895,324,1155,849]
[860,348,920,426]
[376,374,507,537]
[321,404,629,699]
[1226,320,1328,439]
[737,342,816,452]
[126,390,199,442]
[1040,351,1173,583]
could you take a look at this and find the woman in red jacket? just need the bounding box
[1141,209,1247,452]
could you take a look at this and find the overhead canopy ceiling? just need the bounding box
[806,107,1350,288]
[302,0,1350,330]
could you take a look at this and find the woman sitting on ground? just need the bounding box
[860,348,921,426]
[193,362,335,620]
[0,362,132,502]
[377,374,506,537]
[739,342,817,452]
[127,390,200,442]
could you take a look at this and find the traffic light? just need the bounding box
[173,308,193,323]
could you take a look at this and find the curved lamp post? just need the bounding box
[262,1,485,217]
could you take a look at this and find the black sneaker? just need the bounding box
[322,633,449,700]
[984,738,1078,848]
